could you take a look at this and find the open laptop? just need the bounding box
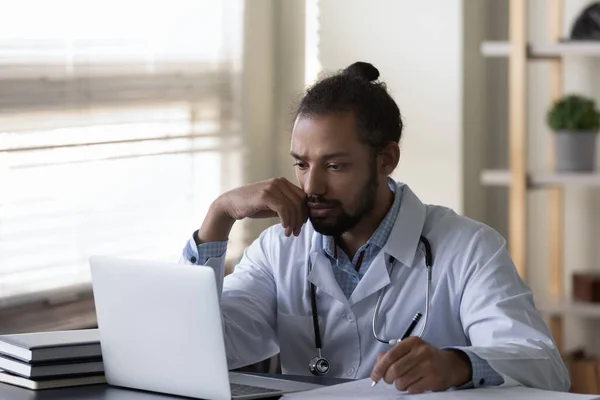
[89,256,322,400]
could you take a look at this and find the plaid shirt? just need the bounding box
[182,179,503,388]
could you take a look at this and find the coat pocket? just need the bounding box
[276,311,317,375]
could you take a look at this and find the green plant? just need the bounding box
[546,94,600,133]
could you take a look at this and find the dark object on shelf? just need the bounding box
[562,349,600,394]
[570,2,600,40]
[573,272,600,303]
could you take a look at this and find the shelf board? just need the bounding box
[481,41,511,57]
[480,169,600,188]
[481,41,600,58]
[536,300,600,318]
[480,169,511,186]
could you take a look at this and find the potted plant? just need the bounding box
[547,94,600,172]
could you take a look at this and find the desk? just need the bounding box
[0,373,350,400]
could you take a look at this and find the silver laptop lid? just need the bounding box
[90,256,231,400]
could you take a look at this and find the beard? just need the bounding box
[308,163,379,237]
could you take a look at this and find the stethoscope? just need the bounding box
[308,235,433,376]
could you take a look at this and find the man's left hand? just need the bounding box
[370,337,472,394]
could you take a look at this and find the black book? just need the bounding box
[0,329,101,363]
[0,368,105,390]
[0,355,103,379]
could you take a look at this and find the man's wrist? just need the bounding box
[440,349,472,388]
[197,200,235,244]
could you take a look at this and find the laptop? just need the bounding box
[89,256,322,400]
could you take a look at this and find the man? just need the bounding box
[181,62,570,394]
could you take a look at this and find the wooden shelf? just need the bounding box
[481,41,600,58]
[481,41,511,57]
[481,169,600,188]
[537,300,600,318]
[480,169,511,186]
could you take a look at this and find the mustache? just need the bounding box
[305,196,341,206]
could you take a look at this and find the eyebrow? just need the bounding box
[290,151,352,161]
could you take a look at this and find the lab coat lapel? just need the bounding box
[349,184,427,306]
[381,184,427,269]
[307,252,349,306]
[348,251,391,305]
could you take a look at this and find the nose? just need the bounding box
[303,168,326,197]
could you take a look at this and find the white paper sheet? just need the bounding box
[282,378,600,400]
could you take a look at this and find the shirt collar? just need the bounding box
[321,178,403,259]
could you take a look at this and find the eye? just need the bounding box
[327,163,345,171]
[293,161,308,170]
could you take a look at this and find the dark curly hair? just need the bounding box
[295,62,403,153]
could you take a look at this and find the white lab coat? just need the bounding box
[182,183,570,391]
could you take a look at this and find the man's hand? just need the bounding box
[370,337,472,394]
[197,178,308,243]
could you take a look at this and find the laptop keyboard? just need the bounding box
[231,382,281,397]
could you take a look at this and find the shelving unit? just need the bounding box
[479,0,600,355]
[482,40,600,58]
[537,300,600,319]
[481,170,600,188]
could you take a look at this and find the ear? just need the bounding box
[378,142,400,175]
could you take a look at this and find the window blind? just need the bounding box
[0,0,246,307]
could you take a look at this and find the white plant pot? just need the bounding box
[554,131,598,172]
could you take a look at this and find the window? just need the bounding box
[0,0,245,307]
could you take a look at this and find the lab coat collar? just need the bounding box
[381,183,427,269]
[348,184,426,305]
[307,236,350,306]
[348,250,391,305]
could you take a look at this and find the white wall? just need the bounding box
[317,0,464,213]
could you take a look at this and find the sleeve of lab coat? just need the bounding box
[180,228,279,370]
[453,226,571,392]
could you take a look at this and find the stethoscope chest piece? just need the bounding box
[309,353,330,376]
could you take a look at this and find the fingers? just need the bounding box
[265,178,307,236]
[272,178,307,236]
[390,358,425,391]
[280,180,308,235]
[383,346,421,384]
[286,178,308,200]
[398,376,428,395]
[370,337,417,383]
[267,185,296,236]
[373,338,456,394]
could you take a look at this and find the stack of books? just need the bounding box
[0,329,105,390]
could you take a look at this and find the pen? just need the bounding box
[401,312,422,340]
[371,312,423,387]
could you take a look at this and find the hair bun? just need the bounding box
[343,62,380,82]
